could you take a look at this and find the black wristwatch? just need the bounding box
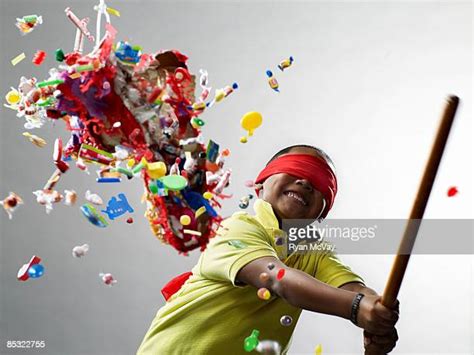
[350,293,365,325]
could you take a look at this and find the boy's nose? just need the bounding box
[295,179,313,191]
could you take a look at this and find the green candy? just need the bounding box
[159,175,188,191]
[55,49,65,62]
[243,329,260,352]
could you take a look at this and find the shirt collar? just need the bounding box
[253,198,282,231]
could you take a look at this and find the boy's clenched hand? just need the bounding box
[357,295,399,334]
[363,328,398,354]
[358,297,400,354]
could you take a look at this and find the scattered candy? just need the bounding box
[244,329,260,352]
[55,48,65,62]
[183,229,202,237]
[159,175,188,191]
[266,70,279,92]
[278,56,294,71]
[180,215,191,226]
[314,344,322,355]
[32,50,47,65]
[33,189,63,214]
[227,239,248,249]
[239,194,254,209]
[28,263,45,278]
[53,138,70,173]
[22,132,47,147]
[65,7,94,42]
[15,15,43,35]
[259,272,270,283]
[99,272,117,286]
[101,193,134,220]
[280,315,293,326]
[64,190,77,206]
[85,190,103,205]
[11,52,26,66]
[5,9,233,254]
[126,217,134,224]
[276,268,286,281]
[72,244,89,257]
[241,111,263,142]
[1,192,23,219]
[257,287,271,300]
[5,88,21,105]
[256,340,281,355]
[80,203,108,227]
[447,186,458,197]
[106,6,121,17]
[97,177,121,183]
[17,255,43,281]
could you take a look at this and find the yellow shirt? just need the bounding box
[137,199,364,355]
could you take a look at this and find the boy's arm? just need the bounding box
[236,256,399,336]
[339,282,378,296]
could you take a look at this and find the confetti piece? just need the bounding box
[106,7,121,17]
[69,72,81,79]
[11,52,26,66]
[447,186,458,197]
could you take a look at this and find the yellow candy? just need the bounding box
[127,159,136,168]
[180,215,191,226]
[240,136,248,144]
[5,89,21,105]
[214,89,225,102]
[146,161,166,179]
[106,6,121,17]
[257,288,271,300]
[203,192,213,200]
[314,344,322,355]
[240,111,262,136]
[11,52,26,66]
[195,206,207,219]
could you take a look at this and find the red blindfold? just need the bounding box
[255,154,337,219]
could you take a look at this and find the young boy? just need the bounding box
[137,145,400,354]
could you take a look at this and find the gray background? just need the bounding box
[1,0,473,354]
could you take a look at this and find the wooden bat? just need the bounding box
[365,95,459,355]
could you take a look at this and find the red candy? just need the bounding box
[126,217,134,224]
[276,268,286,281]
[447,186,458,197]
[32,50,47,66]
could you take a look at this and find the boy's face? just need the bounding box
[260,147,327,221]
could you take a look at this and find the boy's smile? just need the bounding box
[259,147,327,222]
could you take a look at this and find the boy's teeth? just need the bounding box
[286,192,306,205]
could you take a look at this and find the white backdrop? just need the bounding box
[0,1,472,354]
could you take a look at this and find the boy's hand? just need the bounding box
[363,328,398,354]
[357,295,399,335]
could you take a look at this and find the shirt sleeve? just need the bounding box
[314,251,365,288]
[198,214,278,286]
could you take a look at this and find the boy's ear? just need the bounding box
[254,183,263,197]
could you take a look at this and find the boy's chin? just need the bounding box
[278,204,309,220]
